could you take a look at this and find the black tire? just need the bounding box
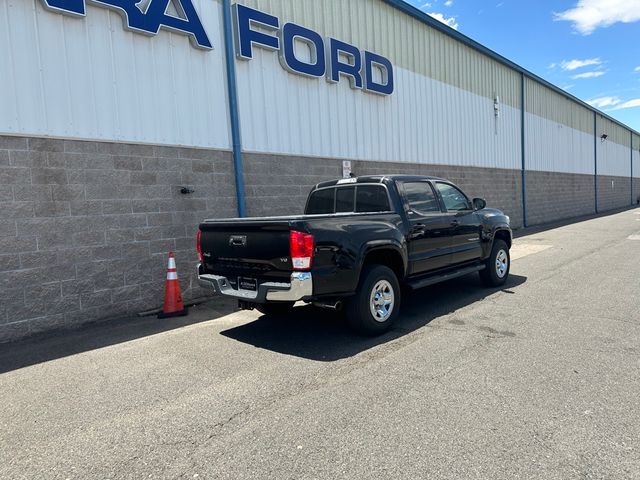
[346,265,401,336]
[480,239,510,287]
[256,302,295,316]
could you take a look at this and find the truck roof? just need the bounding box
[314,174,446,190]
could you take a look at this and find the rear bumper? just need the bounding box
[197,264,313,303]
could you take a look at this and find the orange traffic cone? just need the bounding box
[158,252,188,319]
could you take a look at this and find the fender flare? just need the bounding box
[355,240,408,285]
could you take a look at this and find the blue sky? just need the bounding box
[404,0,640,131]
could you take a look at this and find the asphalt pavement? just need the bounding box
[1,208,639,479]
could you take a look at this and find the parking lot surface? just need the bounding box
[1,209,639,479]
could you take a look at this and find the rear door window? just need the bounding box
[402,182,441,214]
[356,186,390,213]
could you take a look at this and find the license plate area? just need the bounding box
[238,277,258,292]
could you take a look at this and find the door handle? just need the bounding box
[409,224,427,239]
[451,220,459,227]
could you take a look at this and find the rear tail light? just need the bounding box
[196,229,203,263]
[290,230,314,270]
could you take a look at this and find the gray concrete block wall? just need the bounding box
[0,135,236,342]
[242,153,343,216]
[634,178,640,206]
[525,171,595,226]
[597,175,632,212]
[1,136,636,343]
[242,155,524,228]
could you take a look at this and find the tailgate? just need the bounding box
[199,221,294,281]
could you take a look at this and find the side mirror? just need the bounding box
[473,198,486,211]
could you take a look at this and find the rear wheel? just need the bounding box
[480,239,510,287]
[346,265,401,336]
[256,302,295,316]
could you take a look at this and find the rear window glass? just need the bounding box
[306,184,390,214]
[336,187,355,213]
[356,186,390,212]
[306,188,335,214]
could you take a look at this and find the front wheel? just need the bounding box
[346,265,401,336]
[480,239,510,287]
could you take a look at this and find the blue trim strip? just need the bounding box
[594,113,598,213]
[222,0,246,217]
[520,73,527,228]
[381,0,639,137]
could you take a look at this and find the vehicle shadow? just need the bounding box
[220,273,527,362]
[0,299,237,374]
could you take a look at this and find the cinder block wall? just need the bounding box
[243,153,342,217]
[634,178,640,205]
[0,135,236,342]
[525,171,595,226]
[1,135,636,342]
[597,175,632,212]
[243,155,524,227]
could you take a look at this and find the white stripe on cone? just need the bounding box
[167,272,178,280]
[168,257,176,269]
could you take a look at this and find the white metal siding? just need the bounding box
[236,55,520,169]
[0,0,230,149]
[526,78,593,135]
[238,0,521,108]
[634,134,640,178]
[596,116,631,178]
[525,113,594,175]
[597,140,631,178]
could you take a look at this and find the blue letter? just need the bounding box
[279,23,325,78]
[141,0,212,49]
[40,0,85,15]
[364,51,394,96]
[327,38,363,89]
[233,4,279,60]
[42,0,212,49]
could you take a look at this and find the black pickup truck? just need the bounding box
[197,175,512,335]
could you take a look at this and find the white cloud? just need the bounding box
[587,96,621,108]
[428,12,459,29]
[635,66,640,72]
[560,58,602,71]
[555,0,640,35]
[611,99,640,110]
[444,0,454,6]
[572,70,606,79]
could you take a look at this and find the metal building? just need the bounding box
[1,0,638,341]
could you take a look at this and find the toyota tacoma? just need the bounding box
[197,175,512,335]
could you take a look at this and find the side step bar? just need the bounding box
[406,264,486,290]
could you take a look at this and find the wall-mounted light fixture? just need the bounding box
[600,134,608,142]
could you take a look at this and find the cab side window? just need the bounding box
[435,183,472,211]
[402,182,441,214]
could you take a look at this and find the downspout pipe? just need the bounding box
[594,113,598,213]
[222,0,246,217]
[631,130,634,206]
[520,73,527,228]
